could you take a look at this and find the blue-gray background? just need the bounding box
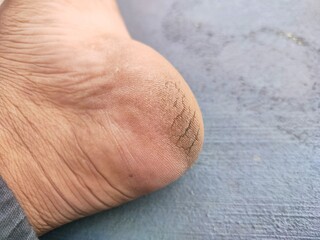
[42,1,320,239]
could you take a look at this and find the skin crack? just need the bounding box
[170,95,187,130]
[165,81,201,157]
[176,110,196,144]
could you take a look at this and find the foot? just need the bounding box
[0,0,204,235]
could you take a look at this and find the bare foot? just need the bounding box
[0,0,204,235]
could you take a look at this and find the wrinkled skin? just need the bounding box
[0,0,204,235]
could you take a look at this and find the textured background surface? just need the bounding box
[42,0,320,239]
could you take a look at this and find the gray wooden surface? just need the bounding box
[42,1,320,239]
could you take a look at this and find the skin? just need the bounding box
[0,0,204,236]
